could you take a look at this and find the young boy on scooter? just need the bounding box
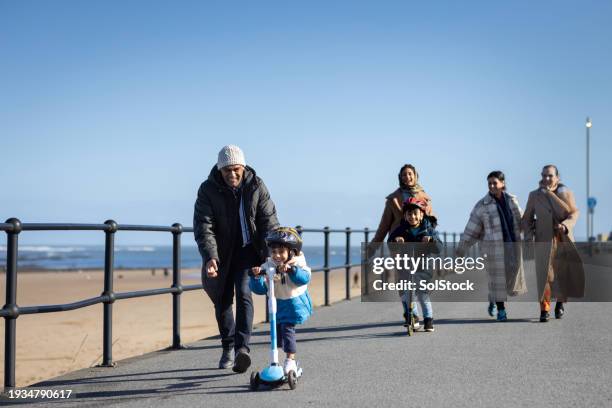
[250,227,313,375]
[388,197,441,332]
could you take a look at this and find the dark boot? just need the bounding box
[232,348,251,373]
[539,311,550,322]
[218,348,233,369]
[424,317,435,332]
[487,302,496,317]
[554,302,565,319]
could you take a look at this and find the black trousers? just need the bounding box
[215,265,253,352]
[214,245,259,352]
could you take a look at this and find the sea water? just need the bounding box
[0,245,362,271]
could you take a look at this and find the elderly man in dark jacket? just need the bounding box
[194,145,279,372]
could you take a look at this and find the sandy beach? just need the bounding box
[0,266,361,387]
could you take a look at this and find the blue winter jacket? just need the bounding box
[249,254,313,324]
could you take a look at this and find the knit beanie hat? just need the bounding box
[217,145,246,170]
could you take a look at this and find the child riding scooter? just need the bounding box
[249,227,313,390]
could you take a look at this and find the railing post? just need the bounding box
[3,218,21,391]
[443,231,448,258]
[324,226,330,306]
[101,220,117,367]
[171,223,183,349]
[345,227,351,300]
[363,227,369,296]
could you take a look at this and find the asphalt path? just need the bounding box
[5,299,612,408]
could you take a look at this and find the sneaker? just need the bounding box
[424,317,434,332]
[555,302,565,319]
[283,358,297,375]
[412,314,421,330]
[402,312,421,329]
[487,302,496,317]
[232,348,251,373]
[496,309,507,322]
[539,311,550,322]
[218,348,233,369]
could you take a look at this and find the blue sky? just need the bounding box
[1,0,611,246]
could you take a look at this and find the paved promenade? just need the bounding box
[7,299,612,407]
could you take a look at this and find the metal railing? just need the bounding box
[1,218,204,390]
[0,219,376,390]
[295,226,371,306]
[0,218,463,389]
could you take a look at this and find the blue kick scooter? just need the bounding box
[250,263,303,390]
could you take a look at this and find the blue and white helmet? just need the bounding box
[265,227,303,256]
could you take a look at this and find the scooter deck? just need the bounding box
[251,367,303,390]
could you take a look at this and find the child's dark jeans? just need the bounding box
[276,323,297,353]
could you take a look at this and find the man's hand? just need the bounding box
[251,266,262,277]
[539,180,553,193]
[555,223,568,235]
[394,237,405,243]
[206,259,218,278]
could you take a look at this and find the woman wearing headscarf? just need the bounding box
[372,164,435,243]
[372,164,436,327]
[521,165,584,322]
[456,171,527,321]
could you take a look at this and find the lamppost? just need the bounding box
[586,117,592,242]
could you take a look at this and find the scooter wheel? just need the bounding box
[287,371,297,390]
[250,371,260,391]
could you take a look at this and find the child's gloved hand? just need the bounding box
[251,266,263,277]
[276,261,295,284]
[394,237,405,243]
[277,261,295,273]
[422,236,433,242]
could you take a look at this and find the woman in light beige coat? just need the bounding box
[522,165,585,322]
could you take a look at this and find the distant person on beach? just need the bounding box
[456,171,527,321]
[250,227,312,375]
[388,198,441,332]
[521,165,584,322]
[372,164,436,324]
[194,145,279,372]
